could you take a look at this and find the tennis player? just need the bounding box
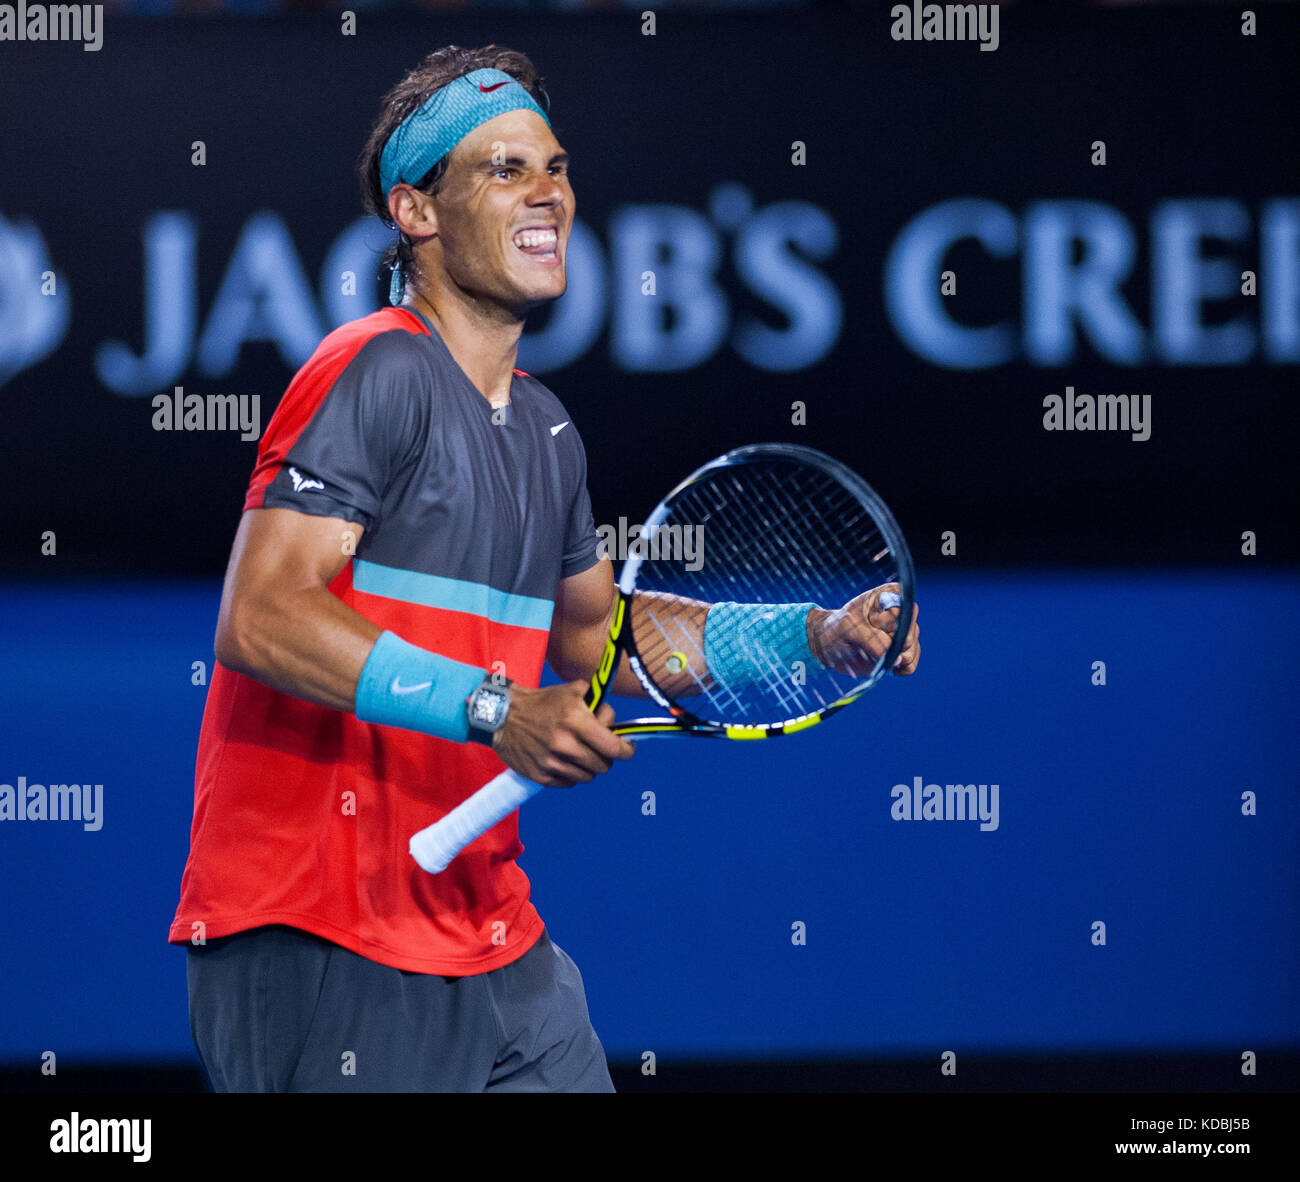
[170,45,919,1094]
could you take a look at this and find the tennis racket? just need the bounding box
[409,442,915,874]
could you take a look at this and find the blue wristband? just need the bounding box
[354,631,487,742]
[703,602,821,688]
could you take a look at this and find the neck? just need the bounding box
[404,281,524,407]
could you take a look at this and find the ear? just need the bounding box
[388,184,438,240]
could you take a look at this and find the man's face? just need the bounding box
[429,108,573,317]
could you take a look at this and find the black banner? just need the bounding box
[2,7,1296,574]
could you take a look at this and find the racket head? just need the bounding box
[616,442,915,732]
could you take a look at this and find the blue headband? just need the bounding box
[379,67,551,305]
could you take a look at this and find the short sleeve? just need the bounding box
[245,331,427,533]
[561,427,602,578]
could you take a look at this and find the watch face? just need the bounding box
[470,686,507,729]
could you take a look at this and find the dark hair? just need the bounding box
[357,45,550,297]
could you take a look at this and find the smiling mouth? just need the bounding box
[512,227,560,263]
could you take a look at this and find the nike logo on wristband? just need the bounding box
[391,678,432,695]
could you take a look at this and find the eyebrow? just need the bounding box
[477,151,570,170]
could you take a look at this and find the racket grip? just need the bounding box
[409,769,546,874]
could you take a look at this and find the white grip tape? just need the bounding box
[409,769,545,874]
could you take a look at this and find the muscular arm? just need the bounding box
[547,556,922,694]
[214,507,376,709]
[547,557,711,698]
[215,507,631,786]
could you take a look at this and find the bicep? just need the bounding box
[547,555,617,678]
[218,508,365,648]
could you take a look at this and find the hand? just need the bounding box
[805,584,920,677]
[492,681,635,787]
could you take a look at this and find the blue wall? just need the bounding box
[1,571,1295,1063]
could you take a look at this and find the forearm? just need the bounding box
[619,591,712,697]
[218,585,492,742]
[213,508,502,742]
[554,590,748,699]
[549,589,705,698]
[216,583,383,712]
[630,593,845,697]
[549,554,859,701]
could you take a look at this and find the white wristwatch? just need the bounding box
[466,676,512,746]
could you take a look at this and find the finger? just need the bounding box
[893,636,920,675]
[536,767,581,789]
[866,584,902,633]
[581,705,635,760]
[590,702,635,755]
[514,747,583,788]
[846,617,917,677]
[870,593,918,632]
[549,750,610,783]
[844,621,894,665]
[538,724,614,777]
[891,618,919,663]
[826,633,890,677]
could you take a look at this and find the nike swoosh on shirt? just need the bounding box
[391,678,432,695]
[550,421,570,436]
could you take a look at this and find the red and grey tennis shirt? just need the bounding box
[169,305,602,975]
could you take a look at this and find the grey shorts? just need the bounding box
[187,924,614,1093]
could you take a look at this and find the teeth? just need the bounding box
[513,228,558,249]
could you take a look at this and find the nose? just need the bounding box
[527,169,566,207]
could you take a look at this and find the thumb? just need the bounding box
[868,585,902,631]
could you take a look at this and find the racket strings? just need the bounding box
[746,468,856,609]
[635,595,805,719]
[638,599,712,701]
[631,458,903,726]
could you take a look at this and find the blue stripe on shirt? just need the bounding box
[353,560,554,632]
